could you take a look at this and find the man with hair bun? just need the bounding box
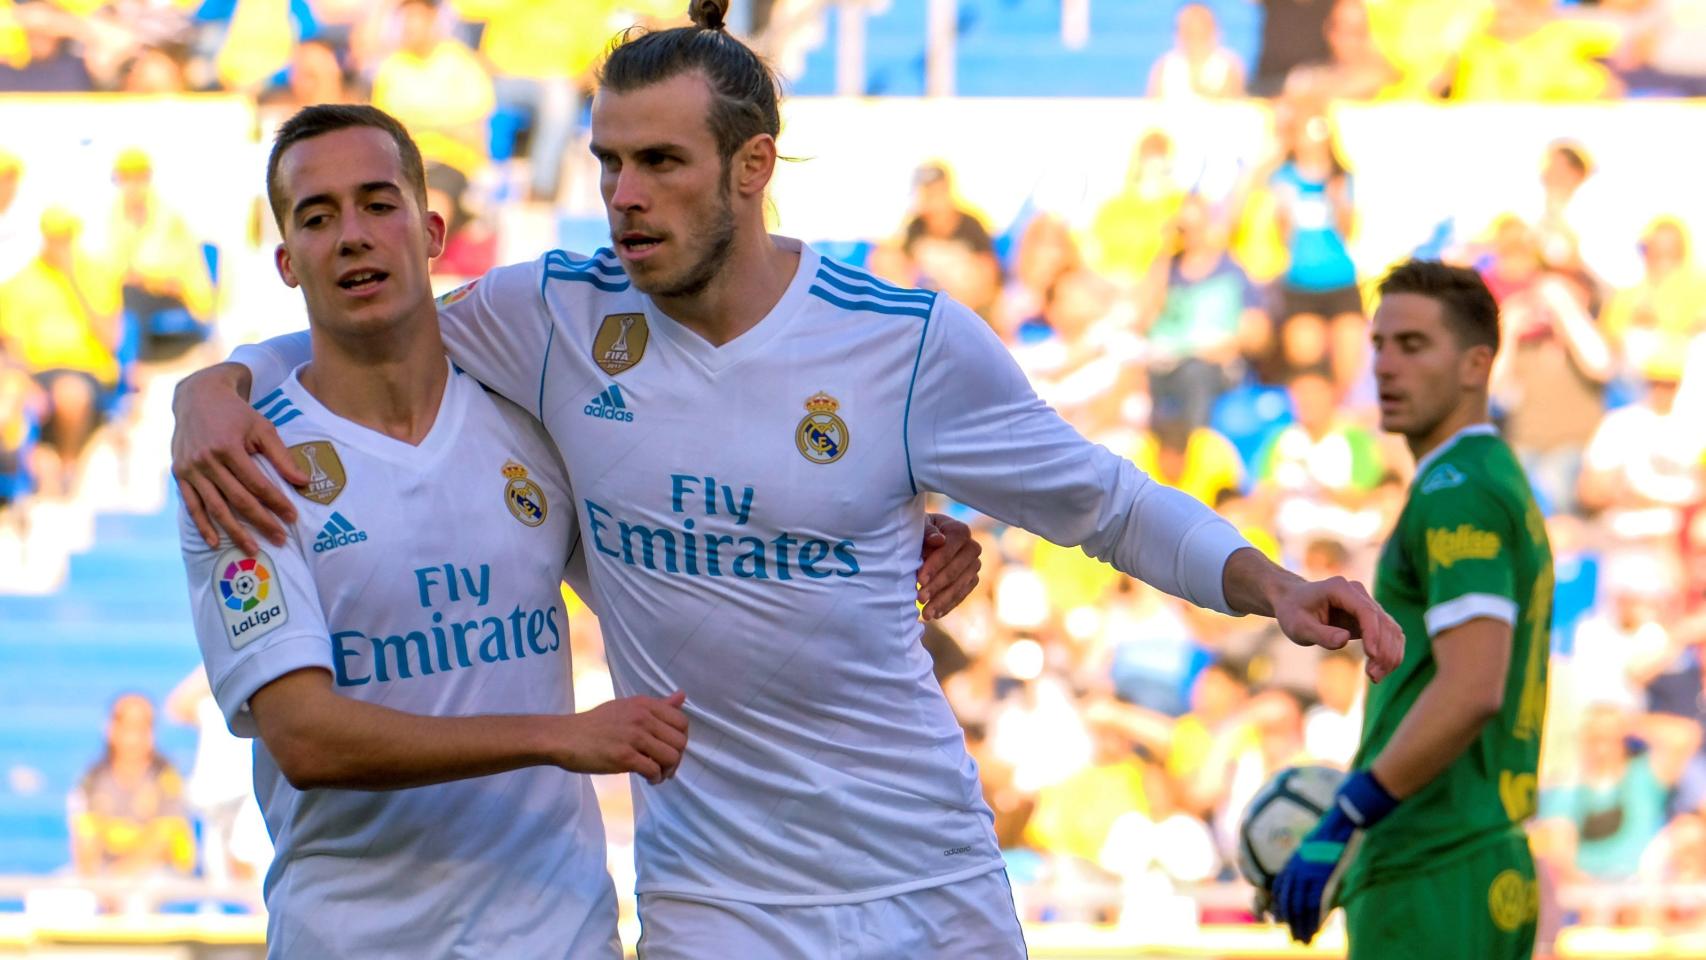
[174,3,1403,955]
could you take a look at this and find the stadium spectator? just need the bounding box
[211,0,302,93]
[1634,812,1706,929]
[1578,354,1702,596]
[1524,139,1639,286]
[1452,0,1626,101]
[1255,371,1387,550]
[1147,3,1245,100]
[1611,0,1706,96]
[902,161,1001,319]
[1269,111,1364,392]
[1022,268,1142,435]
[1492,270,1613,516]
[464,0,609,203]
[1538,704,1676,883]
[1247,0,1334,96]
[1004,212,1082,340]
[117,44,187,93]
[261,38,354,109]
[1361,0,1493,98]
[1283,0,1399,103]
[0,147,29,284]
[1089,132,1185,288]
[1304,647,1363,768]
[105,147,216,359]
[369,0,495,178]
[165,667,265,889]
[425,161,496,279]
[1598,217,1706,380]
[1142,193,1263,433]
[0,341,41,513]
[1129,401,1245,509]
[1022,709,1157,867]
[0,4,93,91]
[68,694,196,905]
[0,207,122,498]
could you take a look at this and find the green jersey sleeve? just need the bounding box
[1407,478,1520,637]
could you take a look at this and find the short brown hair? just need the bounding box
[266,104,427,232]
[1377,259,1501,353]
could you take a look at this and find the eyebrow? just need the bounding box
[589,141,689,158]
[291,180,404,219]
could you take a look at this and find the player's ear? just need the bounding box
[1462,342,1495,384]
[275,242,299,289]
[733,133,776,199]
[424,209,446,261]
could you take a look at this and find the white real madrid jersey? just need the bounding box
[233,238,1250,906]
[178,362,618,959]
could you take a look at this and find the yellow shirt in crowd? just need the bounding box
[1129,428,1245,508]
[371,41,496,175]
[108,196,216,321]
[0,255,122,386]
[1023,756,1152,864]
[1452,16,1622,101]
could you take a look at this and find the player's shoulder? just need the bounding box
[1412,430,1527,515]
[804,253,939,326]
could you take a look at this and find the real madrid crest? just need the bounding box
[593,312,649,375]
[287,441,346,505]
[502,460,548,527]
[796,392,850,464]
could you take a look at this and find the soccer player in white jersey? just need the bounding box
[176,105,699,959]
[173,4,1404,956]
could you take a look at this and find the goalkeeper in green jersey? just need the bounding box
[1272,260,1554,959]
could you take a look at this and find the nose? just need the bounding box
[609,168,647,214]
[337,206,374,255]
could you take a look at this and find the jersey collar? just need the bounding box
[641,236,817,377]
[1413,422,1499,478]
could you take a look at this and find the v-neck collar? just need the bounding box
[1414,422,1499,477]
[284,357,468,469]
[641,237,818,376]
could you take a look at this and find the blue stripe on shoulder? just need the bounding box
[817,257,933,300]
[252,387,284,411]
[808,285,932,319]
[548,248,627,278]
[262,397,293,421]
[813,267,936,306]
[544,266,632,292]
[272,409,303,428]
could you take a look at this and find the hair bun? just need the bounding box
[689,0,728,30]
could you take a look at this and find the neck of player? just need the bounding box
[300,310,450,445]
[655,227,799,347]
[1406,395,1491,464]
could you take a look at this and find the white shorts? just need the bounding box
[635,868,1028,960]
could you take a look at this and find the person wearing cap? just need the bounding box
[107,146,216,359]
[0,206,122,497]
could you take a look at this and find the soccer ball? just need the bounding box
[1237,765,1345,891]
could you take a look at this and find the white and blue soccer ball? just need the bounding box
[1236,765,1345,891]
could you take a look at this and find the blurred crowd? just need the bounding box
[12,0,1706,936]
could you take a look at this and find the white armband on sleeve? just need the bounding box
[229,332,312,401]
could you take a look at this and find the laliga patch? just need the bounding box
[215,547,289,650]
[436,279,477,308]
[593,312,648,375]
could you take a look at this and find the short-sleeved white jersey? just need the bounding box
[234,238,1250,906]
[179,362,618,958]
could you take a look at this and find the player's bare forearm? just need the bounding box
[1220,546,1301,618]
[1370,617,1512,798]
[251,668,689,790]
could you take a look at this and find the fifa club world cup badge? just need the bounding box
[502,460,548,527]
[796,392,850,464]
[594,312,649,375]
[288,441,346,505]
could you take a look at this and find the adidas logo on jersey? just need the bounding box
[313,512,369,554]
[583,384,634,423]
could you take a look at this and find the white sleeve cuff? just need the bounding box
[1424,594,1518,636]
[212,634,334,738]
[1178,512,1256,616]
